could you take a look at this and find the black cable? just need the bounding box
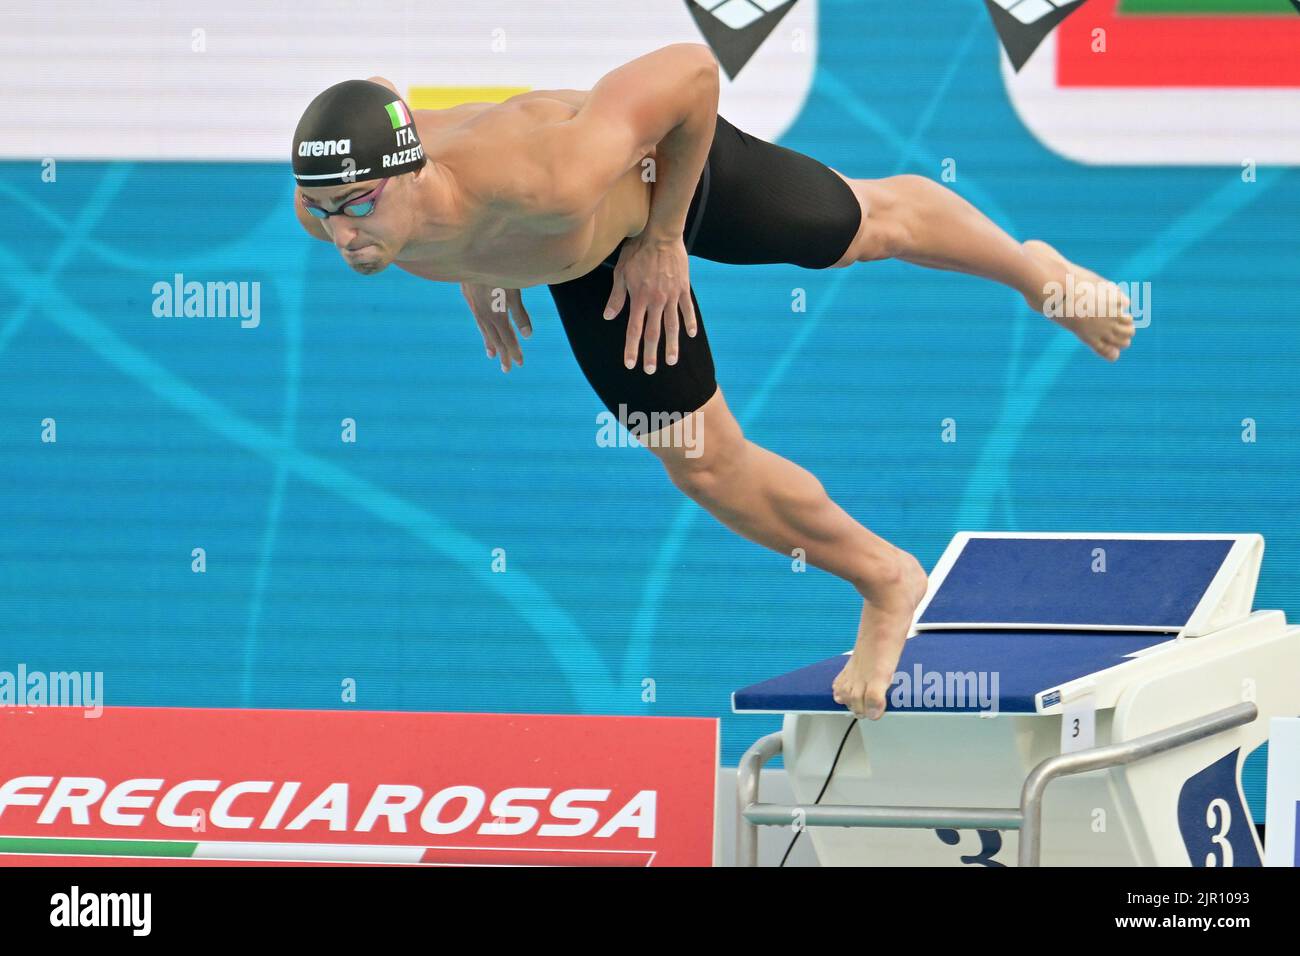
[778,714,858,867]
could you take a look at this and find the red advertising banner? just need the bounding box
[0,707,718,867]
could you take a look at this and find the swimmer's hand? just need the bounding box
[603,232,698,375]
[460,283,532,373]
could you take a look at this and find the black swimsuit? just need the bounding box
[546,114,862,435]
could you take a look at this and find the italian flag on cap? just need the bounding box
[385,100,413,129]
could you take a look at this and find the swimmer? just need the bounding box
[291,44,1135,720]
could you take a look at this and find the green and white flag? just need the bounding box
[385,99,413,129]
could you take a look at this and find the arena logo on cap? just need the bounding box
[298,137,352,157]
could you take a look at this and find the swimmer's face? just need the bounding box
[301,172,418,275]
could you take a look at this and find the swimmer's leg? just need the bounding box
[552,262,925,719]
[643,387,928,720]
[824,171,1136,362]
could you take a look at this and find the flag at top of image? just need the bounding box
[999,0,1300,164]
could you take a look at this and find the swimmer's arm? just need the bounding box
[293,187,331,242]
[535,43,718,223]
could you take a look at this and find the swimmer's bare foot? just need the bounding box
[1022,239,1135,362]
[833,549,929,720]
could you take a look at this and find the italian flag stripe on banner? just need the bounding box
[0,835,421,863]
[0,835,652,866]
[385,100,412,128]
[0,836,199,858]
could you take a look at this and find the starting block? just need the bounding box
[732,532,1300,866]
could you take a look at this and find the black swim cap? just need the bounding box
[292,79,426,187]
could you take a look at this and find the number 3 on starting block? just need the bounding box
[1177,751,1261,867]
[1060,690,1096,754]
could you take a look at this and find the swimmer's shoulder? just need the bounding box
[414,91,588,142]
[432,93,594,222]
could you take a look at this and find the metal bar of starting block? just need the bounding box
[736,732,783,868]
[1017,701,1258,867]
[735,701,1258,867]
[743,804,1023,830]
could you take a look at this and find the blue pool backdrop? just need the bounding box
[2,1,1297,821]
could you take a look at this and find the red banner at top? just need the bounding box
[1058,0,1300,87]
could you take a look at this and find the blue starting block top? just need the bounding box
[919,537,1233,630]
[731,630,1172,714]
[731,533,1261,716]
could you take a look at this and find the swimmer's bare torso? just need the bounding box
[296,88,660,288]
[289,51,1139,724]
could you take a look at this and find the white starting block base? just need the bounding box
[735,534,1300,866]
